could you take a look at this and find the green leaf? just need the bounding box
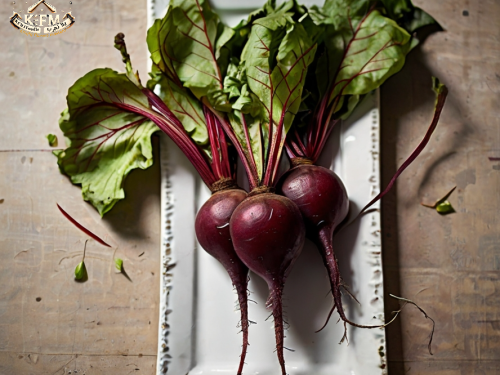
[436,201,455,215]
[223,59,265,118]
[149,66,209,148]
[147,0,278,113]
[232,5,318,183]
[312,0,434,106]
[228,111,266,179]
[325,10,411,105]
[153,0,227,104]
[55,68,159,216]
[339,95,362,120]
[75,261,87,280]
[147,17,177,83]
[242,16,317,132]
[115,258,123,272]
[46,134,58,147]
[421,186,455,214]
[380,0,437,32]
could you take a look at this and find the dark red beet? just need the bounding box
[278,164,379,337]
[230,192,305,375]
[195,188,249,375]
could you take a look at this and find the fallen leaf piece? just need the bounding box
[115,258,123,272]
[421,186,457,215]
[420,186,457,208]
[0,199,4,204]
[57,204,111,247]
[75,261,87,280]
[436,201,455,215]
[46,134,58,147]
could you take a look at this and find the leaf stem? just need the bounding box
[57,204,112,247]
[82,239,88,262]
[114,33,141,87]
[420,186,457,208]
[354,81,448,219]
[241,112,257,175]
[204,100,259,190]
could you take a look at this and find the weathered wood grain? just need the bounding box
[0,0,499,374]
[381,0,500,373]
[0,0,149,151]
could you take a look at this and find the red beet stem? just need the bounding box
[57,204,111,247]
[356,82,448,217]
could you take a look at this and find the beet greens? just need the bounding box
[53,0,444,371]
[218,2,319,372]
[279,0,444,337]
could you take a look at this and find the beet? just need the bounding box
[278,163,379,336]
[280,81,449,338]
[195,188,249,374]
[230,191,305,375]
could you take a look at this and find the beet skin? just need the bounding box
[230,192,305,375]
[195,188,249,375]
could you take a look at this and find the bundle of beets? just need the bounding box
[54,0,447,373]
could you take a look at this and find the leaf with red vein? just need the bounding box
[148,65,209,150]
[55,68,218,215]
[159,0,231,106]
[326,10,412,103]
[57,204,111,247]
[55,68,159,216]
[270,24,317,133]
[228,110,265,179]
[239,11,318,185]
[289,1,418,161]
[380,0,437,33]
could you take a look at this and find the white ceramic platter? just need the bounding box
[150,1,387,374]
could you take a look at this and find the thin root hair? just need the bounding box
[339,321,349,345]
[315,303,337,333]
[341,284,361,305]
[389,294,436,355]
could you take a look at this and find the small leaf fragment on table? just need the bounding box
[115,258,123,272]
[75,261,87,280]
[421,186,456,215]
[436,201,455,215]
[46,134,58,147]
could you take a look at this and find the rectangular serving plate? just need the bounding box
[150,1,387,374]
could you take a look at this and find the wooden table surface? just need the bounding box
[0,0,498,374]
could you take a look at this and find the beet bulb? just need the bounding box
[195,187,249,375]
[278,163,381,337]
[230,191,305,375]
